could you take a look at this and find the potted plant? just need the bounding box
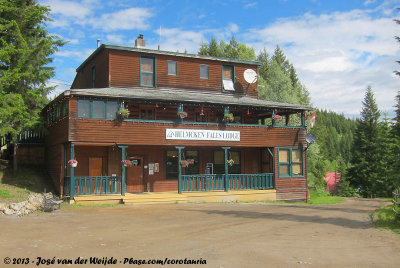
[121,160,132,167]
[117,108,130,119]
[222,113,234,123]
[68,159,78,167]
[227,159,235,166]
[178,111,187,119]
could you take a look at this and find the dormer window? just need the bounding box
[222,65,235,91]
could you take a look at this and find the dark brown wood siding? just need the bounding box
[108,49,258,97]
[69,118,306,148]
[71,49,109,89]
[275,148,307,201]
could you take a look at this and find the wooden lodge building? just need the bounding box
[44,35,311,203]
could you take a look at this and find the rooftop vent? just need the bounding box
[135,34,145,48]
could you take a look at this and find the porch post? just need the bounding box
[176,146,185,194]
[70,143,75,201]
[222,146,231,192]
[272,110,276,127]
[119,145,128,196]
[177,103,183,123]
[301,111,306,127]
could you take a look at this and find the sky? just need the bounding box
[41,0,400,118]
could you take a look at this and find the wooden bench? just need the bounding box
[42,193,63,212]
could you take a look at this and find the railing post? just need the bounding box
[222,147,230,192]
[118,145,128,196]
[176,146,185,193]
[70,143,75,201]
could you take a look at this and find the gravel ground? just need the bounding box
[1,198,399,267]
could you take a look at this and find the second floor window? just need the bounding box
[222,65,235,91]
[141,56,155,87]
[199,64,209,79]
[167,61,177,76]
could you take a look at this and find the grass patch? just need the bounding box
[0,186,15,199]
[0,165,54,203]
[371,205,400,235]
[307,191,345,205]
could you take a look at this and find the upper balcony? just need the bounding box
[42,87,311,148]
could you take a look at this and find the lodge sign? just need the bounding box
[166,129,240,142]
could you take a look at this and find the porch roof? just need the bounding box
[67,87,311,112]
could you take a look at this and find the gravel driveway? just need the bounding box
[1,198,399,267]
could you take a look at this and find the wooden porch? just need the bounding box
[72,189,277,205]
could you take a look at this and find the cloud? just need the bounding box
[43,0,93,19]
[245,5,399,117]
[44,1,153,32]
[154,28,207,52]
[244,2,257,8]
[90,7,153,31]
[105,34,126,44]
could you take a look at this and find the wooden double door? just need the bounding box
[126,156,144,192]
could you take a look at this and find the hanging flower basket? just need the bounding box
[117,108,130,120]
[121,160,132,167]
[68,159,78,167]
[272,114,282,120]
[227,159,235,166]
[178,111,188,119]
[222,113,234,123]
[180,159,194,167]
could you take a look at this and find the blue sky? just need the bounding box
[41,0,399,118]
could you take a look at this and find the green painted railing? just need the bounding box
[182,174,225,191]
[182,173,274,192]
[228,173,274,190]
[64,176,122,196]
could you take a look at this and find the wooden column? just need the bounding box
[177,103,183,123]
[176,146,185,194]
[272,110,276,127]
[118,145,128,196]
[70,143,75,201]
[222,146,231,192]
[301,111,306,127]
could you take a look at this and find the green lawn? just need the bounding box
[307,191,345,205]
[371,205,400,235]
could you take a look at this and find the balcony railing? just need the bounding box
[64,176,122,196]
[182,173,274,192]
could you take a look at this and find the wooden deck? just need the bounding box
[72,190,276,205]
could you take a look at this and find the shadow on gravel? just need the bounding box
[193,209,372,229]
[278,203,386,214]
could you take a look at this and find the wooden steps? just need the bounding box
[73,190,277,205]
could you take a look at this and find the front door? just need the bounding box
[89,157,103,176]
[126,157,144,192]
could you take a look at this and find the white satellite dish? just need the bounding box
[244,69,258,84]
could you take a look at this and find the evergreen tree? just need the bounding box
[395,9,400,77]
[0,0,65,172]
[348,87,383,197]
[391,91,400,190]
